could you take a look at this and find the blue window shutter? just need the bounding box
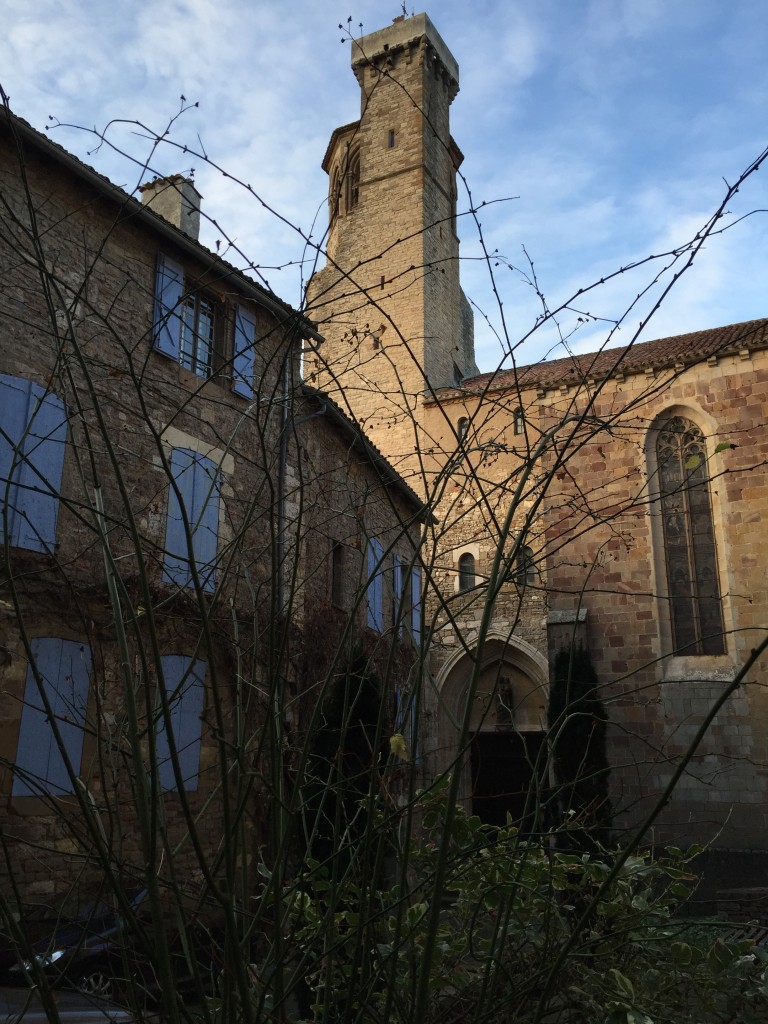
[163,448,219,592]
[232,305,256,399]
[163,448,196,588]
[0,374,30,545]
[190,454,220,593]
[392,554,403,637]
[367,538,384,631]
[13,637,91,797]
[156,655,205,792]
[153,254,184,359]
[411,566,422,645]
[0,376,66,553]
[15,387,67,552]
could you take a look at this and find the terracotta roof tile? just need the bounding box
[450,318,768,396]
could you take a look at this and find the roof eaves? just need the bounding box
[430,318,768,401]
[1,107,323,342]
[300,385,429,523]
[321,120,361,173]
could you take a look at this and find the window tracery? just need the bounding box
[656,416,725,655]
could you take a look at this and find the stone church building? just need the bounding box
[1,9,767,911]
[306,13,768,855]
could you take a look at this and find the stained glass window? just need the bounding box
[657,417,725,655]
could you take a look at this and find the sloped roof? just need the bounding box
[448,317,768,397]
[300,385,428,522]
[0,105,321,340]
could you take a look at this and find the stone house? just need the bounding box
[0,109,424,899]
[306,13,768,854]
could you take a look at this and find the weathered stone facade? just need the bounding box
[428,330,768,847]
[308,13,768,852]
[0,111,423,898]
[306,13,477,483]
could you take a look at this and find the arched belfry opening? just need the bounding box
[435,634,550,827]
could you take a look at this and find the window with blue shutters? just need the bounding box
[163,448,220,592]
[153,254,219,379]
[153,256,256,395]
[155,655,205,792]
[366,537,384,632]
[0,375,67,553]
[12,638,91,797]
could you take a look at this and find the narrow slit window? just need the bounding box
[513,408,525,435]
[514,545,536,587]
[346,148,361,211]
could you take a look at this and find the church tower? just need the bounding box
[306,13,478,481]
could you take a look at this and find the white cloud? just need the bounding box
[1,0,766,371]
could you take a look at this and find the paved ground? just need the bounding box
[0,987,132,1023]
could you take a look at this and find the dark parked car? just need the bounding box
[1,884,224,1003]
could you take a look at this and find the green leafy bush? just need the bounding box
[277,783,768,1023]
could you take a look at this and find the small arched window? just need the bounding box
[514,545,536,587]
[346,147,361,211]
[457,417,469,443]
[458,552,476,592]
[513,408,525,436]
[656,416,725,655]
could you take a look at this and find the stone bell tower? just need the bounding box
[306,13,477,482]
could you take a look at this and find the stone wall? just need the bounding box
[306,14,476,489]
[422,344,768,849]
[0,118,423,898]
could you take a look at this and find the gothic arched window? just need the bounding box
[656,416,725,655]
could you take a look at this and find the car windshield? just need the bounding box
[9,885,147,930]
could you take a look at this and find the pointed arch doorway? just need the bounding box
[434,634,550,828]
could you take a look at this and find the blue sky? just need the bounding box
[3,0,768,373]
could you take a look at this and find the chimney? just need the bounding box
[139,174,202,239]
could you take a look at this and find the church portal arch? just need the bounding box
[433,633,550,826]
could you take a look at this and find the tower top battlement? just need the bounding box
[351,13,459,92]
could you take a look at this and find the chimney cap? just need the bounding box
[139,174,202,240]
